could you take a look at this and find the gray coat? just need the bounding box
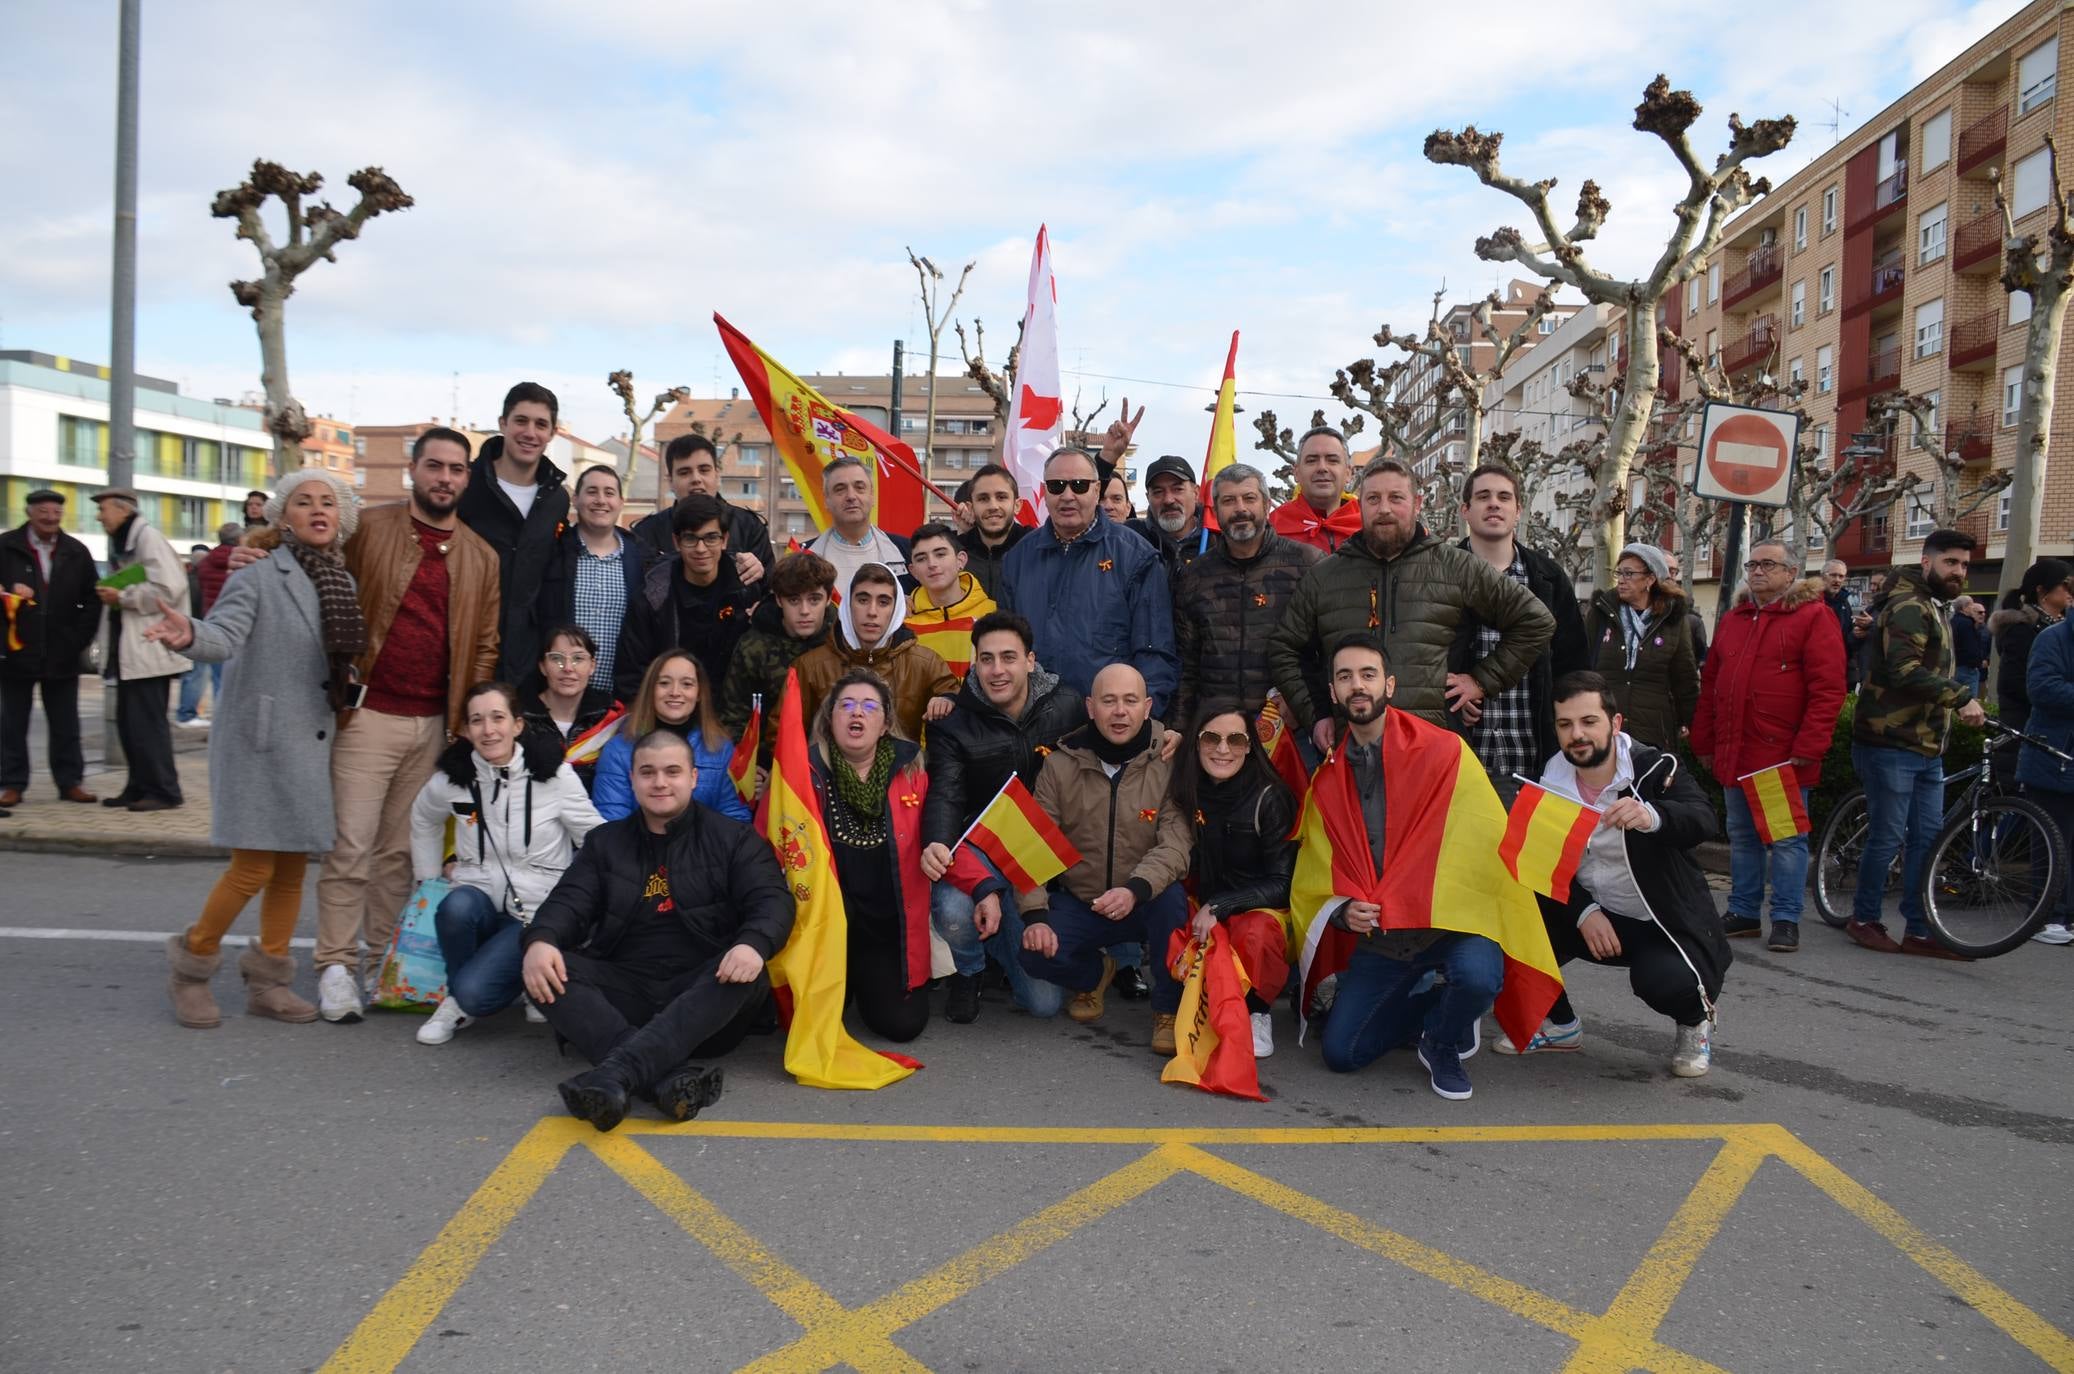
[183,553,342,853]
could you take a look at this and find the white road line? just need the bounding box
[0,927,315,948]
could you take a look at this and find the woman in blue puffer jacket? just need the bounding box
[591,649,751,823]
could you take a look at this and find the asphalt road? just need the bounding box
[0,852,2068,1373]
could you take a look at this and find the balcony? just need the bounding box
[1722,314,1779,375]
[1721,245,1784,309]
[1865,342,1902,392]
[1953,208,2003,274]
[1850,163,1910,233]
[1957,106,2007,178]
[1849,248,1906,316]
[1945,421,1994,464]
[1949,309,2001,370]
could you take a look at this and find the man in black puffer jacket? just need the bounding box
[522,731,794,1130]
[1171,463,1320,726]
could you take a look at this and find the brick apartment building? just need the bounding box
[1389,280,1582,476]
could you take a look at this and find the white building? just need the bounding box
[0,350,275,562]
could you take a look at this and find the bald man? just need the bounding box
[1017,664,1194,1050]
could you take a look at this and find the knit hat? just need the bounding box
[1618,542,1671,584]
[264,469,360,541]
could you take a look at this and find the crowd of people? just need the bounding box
[4,379,2063,1132]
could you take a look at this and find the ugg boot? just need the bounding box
[238,946,319,1023]
[166,934,222,1029]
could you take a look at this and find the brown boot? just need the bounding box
[166,934,221,1029]
[238,946,319,1023]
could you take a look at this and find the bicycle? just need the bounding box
[1811,721,2071,957]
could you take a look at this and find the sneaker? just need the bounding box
[1901,933,1973,962]
[1150,1012,1178,1056]
[416,997,472,1045]
[2031,922,2074,946]
[1113,965,1151,1001]
[1844,920,1903,954]
[1492,1017,1584,1055]
[1416,1035,1474,1100]
[1309,973,1339,1019]
[176,717,211,731]
[522,995,548,1024]
[944,972,982,1024]
[1251,1011,1274,1058]
[1723,913,1761,939]
[1457,1018,1481,1061]
[1670,1021,1712,1077]
[317,964,363,1024]
[1766,921,1800,953]
[1067,953,1116,1024]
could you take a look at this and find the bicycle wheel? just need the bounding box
[1922,796,2067,958]
[1814,790,1894,928]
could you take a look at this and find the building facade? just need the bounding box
[1389,279,1581,473]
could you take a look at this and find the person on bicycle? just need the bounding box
[1848,529,1985,960]
[1692,542,1846,954]
[2015,612,2074,946]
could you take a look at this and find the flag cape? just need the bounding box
[762,669,916,1090]
[0,591,27,652]
[1199,330,1239,532]
[1160,927,1265,1101]
[1269,497,1363,548]
[729,694,763,804]
[1498,780,1601,902]
[1257,695,1308,836]
[957,774,1080,891]
[1003,225,1063,527]
[1738,763,1810,844]
[909,615,976,678]
[561,704,626,767]
[1287,709,1563,1051]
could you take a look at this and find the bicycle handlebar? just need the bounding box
[1983,719,2074,764]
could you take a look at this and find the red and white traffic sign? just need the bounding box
[1693,401,1800,508]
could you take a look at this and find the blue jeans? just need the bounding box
[1320,934,1503,1074]
[1017,885,1190,1013]
[435,885,526,1018]
[1953,667,1982,696]
[1850,744,1944,936]
[1723,784,1812,924]
[930,859,1066,1019]
[176,661,222,722]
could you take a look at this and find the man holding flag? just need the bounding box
[1510,672,1728,1077]
[1691,541,1845,954]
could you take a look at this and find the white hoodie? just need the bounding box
[410,749,603,919]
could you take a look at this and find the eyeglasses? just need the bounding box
[544,652,592,669]
[1612,568,1652,580]
[1198,729,1251,752]
[1743,559,1791,573]
[676,531,727,548]
[835,699,883,716]
[1044,478,1096,496]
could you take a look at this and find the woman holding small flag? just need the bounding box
[592,650,750,823]
[519,624,623,794]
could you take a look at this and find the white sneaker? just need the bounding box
[317,964,363,1024]
[2031,922,2074,946]
[1492,1017,1583,1055]
[1670,1021,1712,1078]
[522,995,548,1024]
[1250,1011,1274,1058]
[416,997,472,1045]
[176,717,211,731]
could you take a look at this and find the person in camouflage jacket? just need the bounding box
[719,552,835,769]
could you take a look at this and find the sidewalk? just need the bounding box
[2,679,222,857]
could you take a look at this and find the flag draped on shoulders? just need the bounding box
[1288,709,1563,1051]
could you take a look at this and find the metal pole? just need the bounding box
[889,340,905,446]
[1715,502,1747,636]
[108,0,140,488]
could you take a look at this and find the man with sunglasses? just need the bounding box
[614,493,758,703]
[999,447,1178,714]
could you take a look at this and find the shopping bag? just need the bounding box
[371,877,451,1011]
[1160,926,1266,1101]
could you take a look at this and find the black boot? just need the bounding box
[653,1063,726,1122]
[1113,964,1151,1001]
[944,972,982,1024]
[558,1060,635,1132]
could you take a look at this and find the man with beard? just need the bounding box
[1171,463,1319,725]
[1127,455,1215,576]
[1847,529,1986,958]
[1268,426,1361,554]
[955,463,1029,598]
[1504,671,1727,1077]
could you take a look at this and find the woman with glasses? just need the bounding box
[1585,543,1699,751]
[1166,704,1297,1058]
[519,624,623,794]
[591,649,750,823]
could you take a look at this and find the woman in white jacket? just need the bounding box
[410,681,602,1045]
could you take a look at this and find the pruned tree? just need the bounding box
[608,371,690,497]
[1876,390,2011,529]
[955,317,1021,458]
[1992,141,2074,597]
[907,247,976,475]
[1065,387,1111,448]
[1426,76,1794,586]
[1328,352,1436,460]
[1253,407,1365,504]
[211,160,413,476]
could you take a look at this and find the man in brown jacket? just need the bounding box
[794,563,957,741]
[1018,663,1193,1049]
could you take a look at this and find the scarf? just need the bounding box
[1087,718,1154,768]
[282,528,368,709]
[1618,602,1660,672]
[827,739,896,848]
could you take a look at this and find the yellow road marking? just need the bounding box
[619,1120,1742,1145]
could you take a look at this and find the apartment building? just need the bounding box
[299,416,356,481]
[352,420,494,503]
[1389,280,1581,472]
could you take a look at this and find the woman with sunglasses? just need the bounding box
[1167,703,1298,1058]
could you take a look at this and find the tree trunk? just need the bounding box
[1592,305,1662,587]
[256,286,297,480]
[2000,281,2070,597]
[922,341,941,497]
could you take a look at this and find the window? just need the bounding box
[1818,266,1836,314]
[1537,316,1556,335]
[1686,277,1701,313]
[1921,109,1952,172]
[2013,290,2034,324]
[1822,185,1839,232]
[57,415,107,468]
[1707,262,1721,303]
[1924,390,1942,430]
[1791,280,1807,328]
[1794,206,1809,250]
[1914,299,1944,358]
[1789,357,1805,386]
[2019,37,2058,115]
[1817,345,1834,394]
[2014,146,2053,218]
[2004,365,2025,426]
[1865,514,1891,551]
[1706,328,1720,370]
[1918,202,1948,264]
[1906,501,1935,540]
[1998,488,2013,531]
[1812,424,1829,466]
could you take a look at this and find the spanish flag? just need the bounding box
[1198,330,1239,532]
[1161,926,1265,1101]
[957,774,1080,891]
[562,704,625,768]
[729,694,762,804]
[1257,695,1309,835]
[1288,709,1563,1051]
[1738,762,1810,844]
[762,669,916,1090]
[0,591,27,653]
[1499,780,1601,902]
[908,573,996,678]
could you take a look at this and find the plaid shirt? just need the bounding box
[572,535,628,689]
[1471,547,1537,782]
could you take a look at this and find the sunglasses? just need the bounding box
[1044,478,1096,495]
[1197,729,1251,751]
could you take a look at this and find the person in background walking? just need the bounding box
[1950,597,1990,698]
[1585,543,1698,752]
[1989,560,2073,796]
[92,488,189,812]
[0,488,100,808]
[176,524,242,727]
[146,470,365,1029]
[2016,608,2074,947]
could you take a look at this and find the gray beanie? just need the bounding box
[1619,542,1671,584]
[264,468,360,541]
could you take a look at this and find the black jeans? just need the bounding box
[0,675,84,791]
[542,948,768,1092]
[1545,908,1708,1028]
[114,675,181,803]
[850,934,930,1043]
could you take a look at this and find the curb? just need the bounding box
[0,833,226,860]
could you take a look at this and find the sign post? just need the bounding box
[1694,402,1801,629]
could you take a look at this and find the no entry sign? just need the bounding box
[1693,402,1800,508]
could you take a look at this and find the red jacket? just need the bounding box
[1691,577,1846,786]
[196,543,238,615]
[1268,497,1361,554]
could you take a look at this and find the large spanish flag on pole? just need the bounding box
[762,669,916,1090]
[1288,708,1563,1051]
[1738,763,1811,844]
[1498,779,1601,902]
[1198,330,1239,533]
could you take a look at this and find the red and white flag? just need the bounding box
[1004,225,1062,525]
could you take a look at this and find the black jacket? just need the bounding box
[1189,774,1297,916]
[1449,539,1591,763]
[614,554,759,704]
[1992,604,2059,732]
[456,437,572,681]
[1172,529,1320,725]
[523,803,794,962]
[632,499,775,577]
[919,666,1086,847]
[1825,588,1860,688]
[1541,741,1730,1000]
[957,522,1029,599]
[1125,516,1218,580]
[1951,608,1991,673]
[0,524,100,680]
[534,526,647,668]
[518,680,622,794]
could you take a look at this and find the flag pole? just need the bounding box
[950,772,1019,853]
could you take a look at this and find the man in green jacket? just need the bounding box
[1268,457,1554,755]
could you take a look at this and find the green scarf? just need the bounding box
[833,738,895,819]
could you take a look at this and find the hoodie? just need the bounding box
[793,577,959,742]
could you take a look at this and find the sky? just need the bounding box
[1,0,2022,479]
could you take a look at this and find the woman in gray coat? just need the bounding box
[145,470,367,1028]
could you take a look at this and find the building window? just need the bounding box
[1705,328,1720,370]
[58,415,107,468]
[1812,424,1829,465]
[1536,316,1556,335]
[2004,365,2025,426]
[2014,146,2053,218]
[1817,345,1834,394]
[1821,185,1839,233]
[1906,501,1934,540]
[1924,390,1942,430]
[2020,37,2058,115]
[1707,262,1721,303]
[1921,108,1952,172]
[1684,278,1700,314]
[1918,202,1948,264]
[1817,266,1836,314]
[1913,299,1944,358]
[1793,206,1808,251]
[1998,487,2013,531]
[1789,357,1805,386]
[2013,290,2034,325]
[1865,514,1891,551]
[1790,280,1806,328]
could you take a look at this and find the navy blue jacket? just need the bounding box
[1951,608,1991,673]
[2018,618,2074,793]
[998,511,1177,712]
[534,526,646,668]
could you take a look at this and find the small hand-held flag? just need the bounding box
[0,591,29,652]
[1257,695,1308,836]
[729,694,763,804]
[1198,330,1240,533]
[956,774,1080,891]
[1499,778,1602,902]
[562,703,626,768]
[1737,763,1810,844]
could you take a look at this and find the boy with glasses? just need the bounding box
[614,493,758,703]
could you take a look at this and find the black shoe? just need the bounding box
[127,797,183,813]
[1723,914,1761,939]
[1113,965,1151,1001]
[557,1064,633,1132]
[1766,921,1800,953]
[944,972,982,1024]
[101,793,139,808]
[652,1064,725,1123]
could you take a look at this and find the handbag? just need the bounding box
[371,877,452,1011]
